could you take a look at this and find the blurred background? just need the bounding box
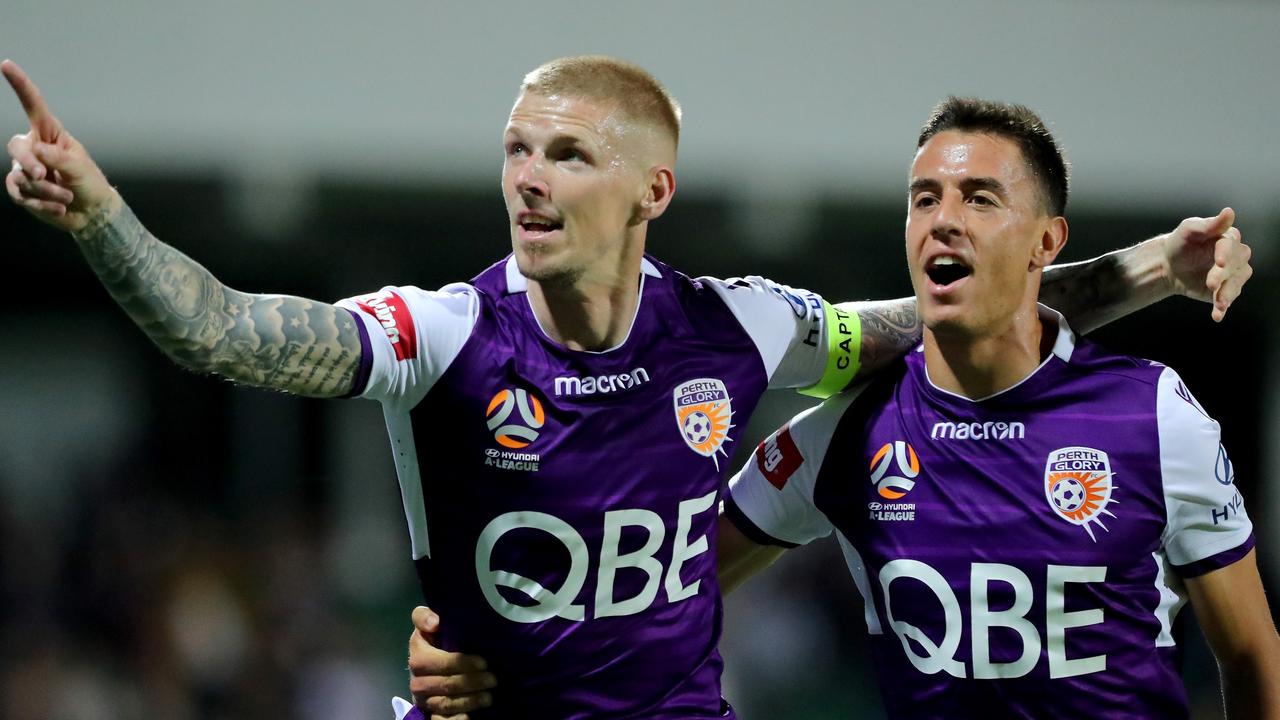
[1,1,1277,718]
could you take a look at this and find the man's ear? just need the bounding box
[1031,215,1068,269]
[636,166,676,222]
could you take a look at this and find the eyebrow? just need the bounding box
[908,177,1008,196]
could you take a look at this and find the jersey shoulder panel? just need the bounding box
[696,274,833,390]
[1155,365,1254,575]
[336,282,481,409]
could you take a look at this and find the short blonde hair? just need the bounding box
[520,55,682,151]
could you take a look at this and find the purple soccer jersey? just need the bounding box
[340,255,848,718]
[728,309,1254,719]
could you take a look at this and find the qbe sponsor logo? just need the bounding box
[474,490,718,623]
[874,559,1108,680]
[353,289,417,360]
[484,387,546,472]
[868,441,921,521]
[1044,446,1116,542]
[673,378,734,470]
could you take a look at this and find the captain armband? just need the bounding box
[799,301,861,399]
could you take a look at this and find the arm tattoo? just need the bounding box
[849,298,922,381]
[72,201,362,398]
[1039,253,1138,335]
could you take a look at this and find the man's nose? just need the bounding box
[514,155,549,199]
[931,192,964,240]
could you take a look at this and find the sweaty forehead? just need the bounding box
[913,131,1029,183]
[506,92,623,142]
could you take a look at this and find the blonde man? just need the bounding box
[3,58,1252,719]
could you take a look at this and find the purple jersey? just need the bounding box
[339,255,854,718]
[728,308,1253,719]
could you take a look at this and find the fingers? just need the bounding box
[413,684,494,716]
[8,134,47,181]
[1205,228,1252,322]
[412,605,440,635]
[409,663,496,717]
[6,168,66,216]
[405,605,496,719]
[16,176,73,204]
[407,637,490,676]
[1,59,62,141]
[1179,207,1235,240]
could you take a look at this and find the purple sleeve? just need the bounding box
[1172,532,1256,578]
[339,308,374,399]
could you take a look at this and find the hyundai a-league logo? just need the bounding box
[486,388,545,449]
[869,441,919,500]
[673,378,734,470]
[1044,446,1117,542]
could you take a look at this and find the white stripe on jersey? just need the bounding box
[1151,549,1188,648]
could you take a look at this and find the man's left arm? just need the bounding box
[1038,207,1250,333]
[1185,549,1280,720]
[838,208,1253,385]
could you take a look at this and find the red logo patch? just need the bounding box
[756,424,803,489]
[354,290,418,361]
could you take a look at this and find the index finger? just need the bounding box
[1,60,60,141]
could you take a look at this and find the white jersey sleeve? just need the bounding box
[702,276,859,396]
[726,386,868,546]
[335,283,480,411]
[1156,367,1254,575]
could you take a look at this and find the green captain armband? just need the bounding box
[798,301,861,399]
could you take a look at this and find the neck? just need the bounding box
[526,243,646,352]
[923,305,1055,399]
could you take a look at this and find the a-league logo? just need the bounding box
[486,388,545,449]
[869,440,920,499]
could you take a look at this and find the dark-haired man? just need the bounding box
[408,97,1271,719]
[722,97,1280,718]
[4,55,1255,719]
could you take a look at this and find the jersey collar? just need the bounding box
[503,256,663,295]
[919,303,1078,403]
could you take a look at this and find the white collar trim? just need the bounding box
[503,256,662,295]
[922,303,1077,403]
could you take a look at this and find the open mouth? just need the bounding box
[925,256,972,287]
[519,215,564,236]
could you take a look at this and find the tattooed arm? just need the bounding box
[72,196,361,397]
[842,212,1254,381]
[4,62,360,397]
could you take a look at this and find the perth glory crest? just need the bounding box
[673,378,734,470]
[1044,446,1117,542]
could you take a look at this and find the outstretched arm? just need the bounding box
[4,60,361,398]
[1038,208,1250,333]
[843,213,1253,382]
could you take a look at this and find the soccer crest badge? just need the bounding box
[1044,446,1116,542]
[673,378,734,469]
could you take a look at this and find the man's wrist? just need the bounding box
[1117,235,1176,302]
[70,189,125,242]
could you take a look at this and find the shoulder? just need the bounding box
[1060,335,1167,392]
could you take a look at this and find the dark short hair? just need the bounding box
[918,97,1069,216]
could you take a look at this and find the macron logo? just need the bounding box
[931,421,1025,441]
[554,368,650,397]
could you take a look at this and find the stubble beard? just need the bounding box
[516,249,585,290]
